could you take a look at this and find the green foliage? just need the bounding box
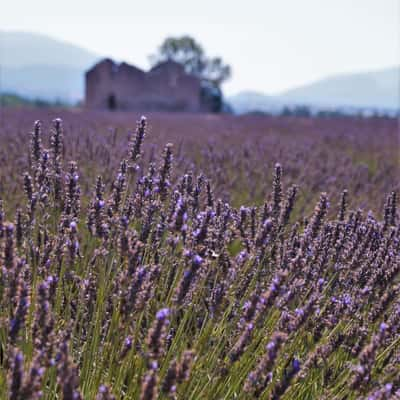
[0,92,68,108]
[150,35,231,87]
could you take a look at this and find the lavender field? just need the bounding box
[0,109,399,399]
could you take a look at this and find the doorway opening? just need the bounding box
[107,94,117,110]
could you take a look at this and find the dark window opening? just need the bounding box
[108,94,117,110]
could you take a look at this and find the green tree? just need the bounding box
[150,36,231,87]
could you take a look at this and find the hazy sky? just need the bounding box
[1,0,399,95]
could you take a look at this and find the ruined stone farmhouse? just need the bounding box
[85,58,214,112]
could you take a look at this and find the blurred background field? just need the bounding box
[1,109,398,217]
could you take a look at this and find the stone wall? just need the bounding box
[85,58,204,112]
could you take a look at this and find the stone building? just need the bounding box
[85,58,213,112]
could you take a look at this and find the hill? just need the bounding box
[1,31,99,68]
[229,66,400,113]
[279,66,399,110]
[0,31,100,103]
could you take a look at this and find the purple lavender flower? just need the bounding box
[156,308,170,320]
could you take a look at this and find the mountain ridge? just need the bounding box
[229,66,400,113]
[1,30,100,68]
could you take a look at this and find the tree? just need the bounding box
[150,36,231,88]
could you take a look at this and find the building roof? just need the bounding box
[149,60,186,74]
[86,58,146,76]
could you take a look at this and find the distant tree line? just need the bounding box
[243,104,398,119]
[0,92,67,108]
[279,105,398,119]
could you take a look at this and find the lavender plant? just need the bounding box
[0,113,398,399]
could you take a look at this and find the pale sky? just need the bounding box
[1,0,399,95]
